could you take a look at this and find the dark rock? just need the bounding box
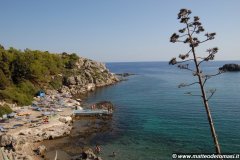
[219,64,240,72]
[0,134,16,147]
[116,73,135,77]
[65,76,77,85]
[95,101,114,110]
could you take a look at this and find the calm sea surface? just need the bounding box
[84,61,240,160]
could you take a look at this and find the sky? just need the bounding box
[0,0,240,62]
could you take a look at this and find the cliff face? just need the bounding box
[60,57,119,95]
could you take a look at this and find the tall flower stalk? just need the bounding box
[169,9,223,155]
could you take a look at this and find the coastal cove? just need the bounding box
[43,61,240,160]
[1,2,240,160]
[0,48,119,160]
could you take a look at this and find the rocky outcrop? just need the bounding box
[36,145,46,156]
[0,121,72,160]
[95,101,114,110]
[71,147,102,160]
[0,134,16,147]
[0,147,33,160]
[61,57,119,95]
[219,64,240,72]
[59,116,72,123]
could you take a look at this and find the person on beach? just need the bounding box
[95,145,101,154]
[43,116,49,123]
[91,104,96,110]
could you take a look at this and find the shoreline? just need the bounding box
[0,80,119,160]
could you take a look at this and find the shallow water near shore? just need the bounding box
[44,61,240,160]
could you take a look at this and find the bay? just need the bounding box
[84,61,240,159]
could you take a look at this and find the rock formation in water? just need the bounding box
[219,64,240,72]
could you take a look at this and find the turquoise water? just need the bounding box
[84,61,240,160]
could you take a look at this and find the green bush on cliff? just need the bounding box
[0,45,80,105]
[0,104,13,117]
[65,53,79,69]
[49,76,63,90]
[0,69,10,89]
[0,81,37,105]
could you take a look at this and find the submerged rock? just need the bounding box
[71,147,101,160]
[116,72,135,77]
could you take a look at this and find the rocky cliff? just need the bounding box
[60,57,119,95]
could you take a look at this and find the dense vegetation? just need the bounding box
[0,44,79,105]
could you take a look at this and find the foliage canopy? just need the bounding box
[0,45,79,105]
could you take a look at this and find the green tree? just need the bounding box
[169,9,222,155]
[29,61,49,83]
[0,69,10,89]
[0,51,12,77]
[11,55,31,83]
[0,44,4,50]
[0,45,81,105]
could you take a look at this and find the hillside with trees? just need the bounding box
[0,45,118,105]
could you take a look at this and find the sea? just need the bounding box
[47,61,240,160]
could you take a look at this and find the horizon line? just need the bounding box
[105,60,240,63]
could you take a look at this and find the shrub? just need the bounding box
[49,76,63,90]
[0,104,13,117]
[0,69,10,89]
[0,81,37,105]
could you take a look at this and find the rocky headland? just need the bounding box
[60,57,119,95]
[0,47,119,160]
[219,63,240,72]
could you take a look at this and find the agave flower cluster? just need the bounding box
[169,8,218,66]
[205,47,219,61]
